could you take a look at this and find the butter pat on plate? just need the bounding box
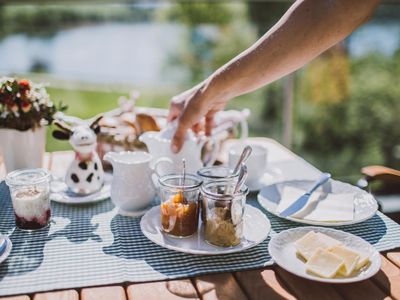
[294,231,342,261]
[330,245,360,276]
[356,252,371,270]
[306,248,344,278]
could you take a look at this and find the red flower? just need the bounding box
[19,79,30,91]
[21,101,32,113]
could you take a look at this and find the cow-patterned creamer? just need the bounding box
[65,125,104,195]
[52,117,104,195]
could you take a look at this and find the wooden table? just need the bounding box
[1,140,400,300]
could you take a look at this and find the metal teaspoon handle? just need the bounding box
[233,145,252,175]
[234,164,248,194]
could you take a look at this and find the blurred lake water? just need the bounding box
[0,23,187,87]
[0,9,399,88]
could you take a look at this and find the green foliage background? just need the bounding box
[1,2,400,183]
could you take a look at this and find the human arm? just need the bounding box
[169,0,380,152]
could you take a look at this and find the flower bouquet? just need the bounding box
[0,77,67,171]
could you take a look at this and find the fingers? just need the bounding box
[167,97,182,122]
[205,112,216,136]
[167,87,198,122]
[172,99,205,153]
[171,122,187,153]
[191,122,204,134]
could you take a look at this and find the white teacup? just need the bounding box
[104,151,172,217]
[228,142,268,190]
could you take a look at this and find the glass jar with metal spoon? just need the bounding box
[159,159,203,238]
[197,145,252,184]
[197,146,252,223]
[201,165,249,247]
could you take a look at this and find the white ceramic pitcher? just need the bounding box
[139,121,219,174]
[104,151,171,216]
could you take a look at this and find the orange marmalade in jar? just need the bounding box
[158,174,202,238]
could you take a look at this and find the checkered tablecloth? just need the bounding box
[0,180,400,296]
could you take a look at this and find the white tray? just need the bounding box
[140,204,271,255]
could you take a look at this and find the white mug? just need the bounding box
[104,151,172,217]
[228,142,268,189]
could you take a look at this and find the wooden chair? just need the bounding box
[361,165,400,193]
[361,165,400,222]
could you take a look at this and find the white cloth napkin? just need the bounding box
[276,186,354,222]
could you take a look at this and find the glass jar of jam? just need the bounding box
[158,174,202,238]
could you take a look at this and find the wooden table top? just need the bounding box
[1,140,400,300]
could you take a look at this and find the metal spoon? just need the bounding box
[225,164,248,224]
[224,146,252,195]
[232,145,252,175]
[233,164,248,195]
[180,158,187,204]
[181,158,186,188]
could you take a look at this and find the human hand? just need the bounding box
[167,81,229,153]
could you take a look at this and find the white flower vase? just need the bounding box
[0,127,46,172]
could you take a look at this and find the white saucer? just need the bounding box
[268,226,381,283]
[50,173,111,204]
[0,236,12,264]
[140,204,271,255]
[258,179,378,226]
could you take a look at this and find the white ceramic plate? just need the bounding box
[268,227,381,283]
[0,236,12,264]
[50,173,111,204]
[258,179,378,226]
[140,204,271,255]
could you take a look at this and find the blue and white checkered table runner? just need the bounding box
[0,181,400,296]
[2,141,400,297]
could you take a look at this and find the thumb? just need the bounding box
[171,102,203,153]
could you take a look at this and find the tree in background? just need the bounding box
[297,51,400,179]
[302,43,350,105]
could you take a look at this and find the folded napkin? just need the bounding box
[276,186,354,222]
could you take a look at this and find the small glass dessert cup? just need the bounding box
[158,174,202,238]
[201,180,249,247]
[197,166,239,184]
[5,168,51,231]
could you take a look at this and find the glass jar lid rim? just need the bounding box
[201,181,249,200]
[158,173,202,191]
[197,166,238,179]
[5,168,51,187]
